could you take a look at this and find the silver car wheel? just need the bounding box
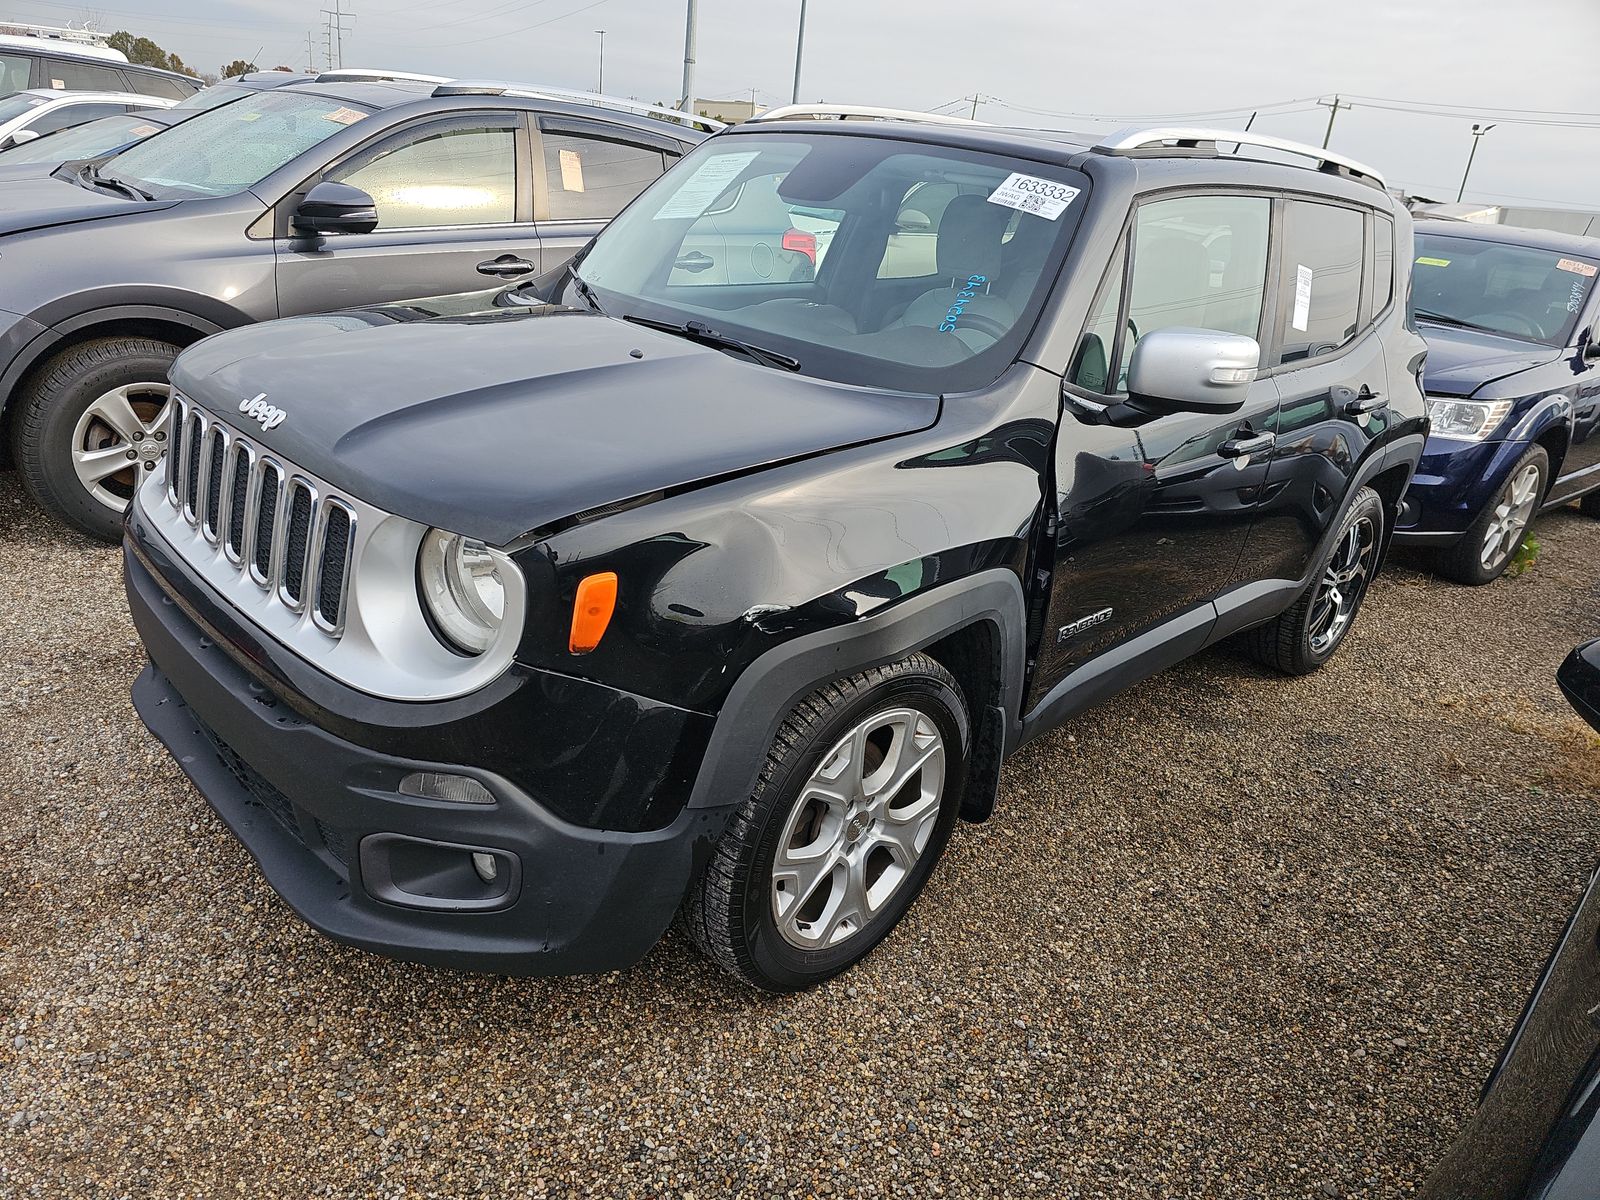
[1308,514,1377,655]
[70,382,173,512]
[771,706,946,950]
[1479,462,1541,571]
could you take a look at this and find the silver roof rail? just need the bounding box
[1093,126,1385,187]
[750,103,985,126]
[316,69,450,84]
[432,80,725,132]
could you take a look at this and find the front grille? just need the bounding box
[164,396,357,641]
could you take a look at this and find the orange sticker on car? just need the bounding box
[1556,258,1597,277]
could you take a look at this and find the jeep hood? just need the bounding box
[170,306,942,545]
[1418,322,1565,398]
[0,169,176,236]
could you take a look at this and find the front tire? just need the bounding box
[683,654,969,992]
[1244,485,1385,675]
[1435,444,1548,585]
[13,337,181,542]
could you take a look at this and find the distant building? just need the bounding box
[697,98,764,124]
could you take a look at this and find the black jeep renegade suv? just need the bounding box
[122,111,1428,991]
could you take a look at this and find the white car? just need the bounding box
[0,88,174,150]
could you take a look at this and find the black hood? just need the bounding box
[170,306,942,545]
[0,169,175,235]
[1418,322,1564,398]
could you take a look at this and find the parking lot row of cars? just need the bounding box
[0,50,1597,1194]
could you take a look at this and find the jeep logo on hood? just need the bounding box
[239,393,286,432]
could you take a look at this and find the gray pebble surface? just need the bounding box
[1,471,1597,1199]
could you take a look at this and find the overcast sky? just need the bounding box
[15,0,1600,208]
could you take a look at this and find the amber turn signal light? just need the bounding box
[569,571,618,654]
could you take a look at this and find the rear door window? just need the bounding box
[1273,201,1365,364]
[41,58,125,91]
[26,100,130,136]
[128,72,192,100]
[541,130,667,221]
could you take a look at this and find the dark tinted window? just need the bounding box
[542,132,665,220]
[1373,213,1395,312]
[128,72,191,100]
[1274,201,1364,364]
[41,58,125,91]
[27,100,129,136]
[0,52,30,93]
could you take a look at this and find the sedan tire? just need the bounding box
[1436,443,1548,586]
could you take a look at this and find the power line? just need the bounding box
[425,0,608,49]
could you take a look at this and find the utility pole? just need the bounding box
[1318,94,1349,149]
[320,0,350,70]
[790,0,807,105]
[679,0,697,116]
[305,30,316,73]
[1457,122,1496,202]
[593,29,605,92]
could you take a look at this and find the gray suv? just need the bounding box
[0,77,711,538]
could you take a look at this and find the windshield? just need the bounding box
[101,89,371,199]
[0,113,160,162]
[169,82,253,113]
[0,92,48,124]
[574,133,1088,392]
[1411,232,1597,347]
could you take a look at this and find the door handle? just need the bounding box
[1333,384,1386,416]
[477,254,536,278]
[1218,430,1276,458]
[674,251,714,273]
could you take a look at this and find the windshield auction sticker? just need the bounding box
[986,173,1079,220]
[321,106,366,126]
[654,151,760,220]
[1556,258,1598,277]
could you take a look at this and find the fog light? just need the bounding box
[398,771,494,805]
[471,852,499,883]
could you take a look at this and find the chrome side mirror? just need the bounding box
[1127,327,1260,413]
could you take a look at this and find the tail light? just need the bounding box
[781,227,817,264]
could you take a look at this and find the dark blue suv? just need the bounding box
[1395,221,1600,582]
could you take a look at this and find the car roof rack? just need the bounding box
[1092,126,1385,187]
[749,103,985,126]
[0,21,110,47]
[431,80,725,132]
[315,68,450,85]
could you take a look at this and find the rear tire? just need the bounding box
[1244,486,1384,675]
[683,653,969,992]
[13,337,181,542]
[1435,444,1547,585]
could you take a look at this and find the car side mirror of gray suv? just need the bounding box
[292,181,379,236]
[1126,326,1260,413]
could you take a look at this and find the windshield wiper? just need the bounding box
[623,314,801,372]
[79,163,152,202]
[564,263,606,316]
[1413,309,1505,336]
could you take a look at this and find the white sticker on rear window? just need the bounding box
[654,151,760,220]
[986,173,1079,220]
[1292,264,1314,332]
[1557,258,1598,278]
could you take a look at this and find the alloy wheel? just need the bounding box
[771,706,946,950]
[1308,515,1378,655]
[1479,462,1541,572]
[70,382,173,512]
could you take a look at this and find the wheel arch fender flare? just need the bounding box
[685,569,1028,813]
[1506,394,1573,479]
[1,292,251,415]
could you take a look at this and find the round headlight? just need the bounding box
[418,528,512,655]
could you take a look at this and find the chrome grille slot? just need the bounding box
[278,479,316,609]
[201,425,228,542]
[252,460,282,584]
[314,501,355,633]
[224,442,253,562]
[153,399,364,646]
[166,396,188,504]
[181,411,205,523]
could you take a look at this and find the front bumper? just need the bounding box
[124,535,738,977]
[1392,437,1528,544]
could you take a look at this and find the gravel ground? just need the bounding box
[2,471,1598,1200]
